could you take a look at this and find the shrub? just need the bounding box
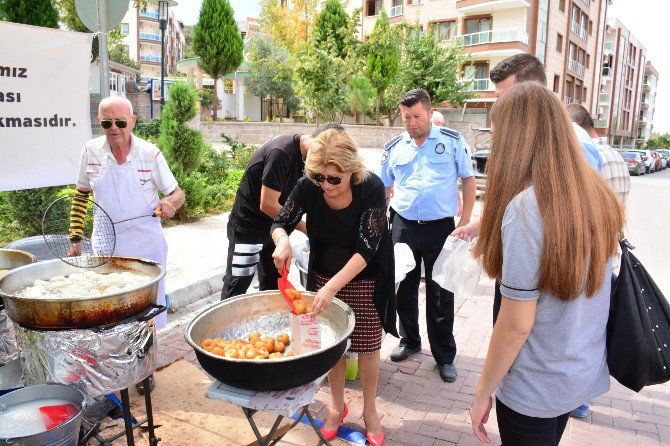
[134,118,162,142]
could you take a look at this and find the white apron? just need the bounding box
[91,158,168,329]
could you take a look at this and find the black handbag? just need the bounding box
[607,239,670,392]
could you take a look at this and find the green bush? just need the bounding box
[134,118,161,143]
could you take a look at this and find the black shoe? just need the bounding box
[390,345,421,362]
[438,364,457,382]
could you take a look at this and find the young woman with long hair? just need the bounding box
[469,82,625,445]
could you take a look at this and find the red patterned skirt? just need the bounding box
[315,272,382,353]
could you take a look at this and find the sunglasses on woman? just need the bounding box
[313,173,343,185]
[100,119,128,129]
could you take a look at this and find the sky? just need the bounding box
[172,0,667,135]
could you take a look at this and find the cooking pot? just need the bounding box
[0,249,37,310]
[185,291,354,391]
[0,257,164,329]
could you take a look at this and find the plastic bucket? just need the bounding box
[0,384,85,446]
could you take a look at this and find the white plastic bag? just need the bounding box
[432,236,483,300]
[394,243,416,285]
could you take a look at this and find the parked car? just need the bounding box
[629,149,654,173]
[656,150,669,170]
[619,151,645,176]
[471,128,491,192]
[651,152,662,172]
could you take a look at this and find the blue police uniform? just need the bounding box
[379,124,474,368]
[572,123,603,171]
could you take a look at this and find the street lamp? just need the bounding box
[158,0,177,106]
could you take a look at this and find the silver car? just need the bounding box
[620,151,645,176]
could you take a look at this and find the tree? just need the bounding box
[192,0,244,120]
[3,0,58,28]
[108,25,140,74]
[383,27,475,125]
[313,0,351,60]
[247,34,298,122]
[259,0,317,55]
[645,134,670,150]
[364,10,400,125]
[346,76,375,124]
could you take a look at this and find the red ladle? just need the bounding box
[278,265,296,312]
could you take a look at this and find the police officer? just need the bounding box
[380,89,476,382]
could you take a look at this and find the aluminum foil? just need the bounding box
[213,311,338,352]
[14,320,156,399]
[0,309,18,364]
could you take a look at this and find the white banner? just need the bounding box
[0,22,93,191]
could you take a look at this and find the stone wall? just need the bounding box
[127,92,162,122]
[195,121,481,149]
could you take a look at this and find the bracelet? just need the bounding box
[276,234,288,244]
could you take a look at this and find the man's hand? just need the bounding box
[452,217,481,240]
[154,199,177,219]
[67,242,82,257]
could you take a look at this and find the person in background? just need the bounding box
[431,110,464,217]
[380,89,476,383]
[271,129,397,446]
[69,96,185,394]
[566,102,631,419]
[220,123,343,300]
[469,82,624,445]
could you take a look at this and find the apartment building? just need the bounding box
[596,17,646,148]
[119,1,185,80]
[639,61,659,143]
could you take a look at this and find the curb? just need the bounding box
[167,267,225,311]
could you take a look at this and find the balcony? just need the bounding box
[603,41,614,55]
[640,99,649,109]
[140,10,159,20]
[466,78,495,92]
[579,0,591,7]
[602,66,612,78]
[638,116,647,126]
[140,55,162,63]
[457,28,529,47]
[389,4,403,17]
[567,59,585,77]
[456,0,531,14]
[570,20,588,42]
[563,96,580,105]
[599,93,610,104]
[643,78,651,92]
[139,32,161,42]
[594,119,608,128]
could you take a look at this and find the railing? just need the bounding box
[466,78,494,92]
[594,119,608,128]
[599,93,610,103]
[638,116,647,122]
[567,59,585,76]
[390,5,403,17]
[140,55,161,63]
[139,33,161,41]
[602,66,612,78]
[456,28,529,46]
[579,25,588,41]
[579,0,591,7]
[140,10,159,19]
[563,96,580,105]
[570,20,579,34]
[603,41,614,53]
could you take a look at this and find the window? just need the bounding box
[586,54,590,69]
[408,0,423,3]
[465,17,491,35]
[408,26,423,39]
[121,23,129,34]
[223,79,234,94]
[583,87,587,103]
[390,0,403,17]
[556,33,563,52]
[588,20,593,35]
[366,0,382,16]
[559,0,565,13]
[553,75,560,93]
[433,21,457,42]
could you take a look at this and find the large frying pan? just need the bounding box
[185,291,355,391]
[0,257,164,329]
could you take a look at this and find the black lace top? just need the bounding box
[271,174,398,337]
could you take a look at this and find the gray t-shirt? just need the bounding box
[495,187,611,418]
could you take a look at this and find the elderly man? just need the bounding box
[69,97,185,331]
[381,89,476,382]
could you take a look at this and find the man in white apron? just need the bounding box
[69,97,185,330]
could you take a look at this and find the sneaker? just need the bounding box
[570,404,589,418]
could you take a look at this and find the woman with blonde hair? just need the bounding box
[271,128,397,446]
[469,82,624,445]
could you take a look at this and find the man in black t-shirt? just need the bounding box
[221,123,344,300]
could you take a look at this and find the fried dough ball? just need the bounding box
[202,339,215,349]
[254,340,266,349]
[257,347,270,359]
[269,352,283,359]
[224,349,239,359]
[245,349,258,359]
[293,299,307,315]
[276,334,290,345]
[285,351,294,356]
[273,341,286,353]
[254,355,266,360]
[289,289,303,300]
[211,346,225,356]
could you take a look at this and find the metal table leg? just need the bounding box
[142,376,160,446]
[240,405,332,446]
[119,388,135,446]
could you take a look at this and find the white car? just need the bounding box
[629,149,654,173]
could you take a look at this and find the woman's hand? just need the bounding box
[312,284,338,315]
[470,393,493,443]
[451,217,481,240]
[272,236,293,273]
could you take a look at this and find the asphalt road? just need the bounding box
[626,166,670,297]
